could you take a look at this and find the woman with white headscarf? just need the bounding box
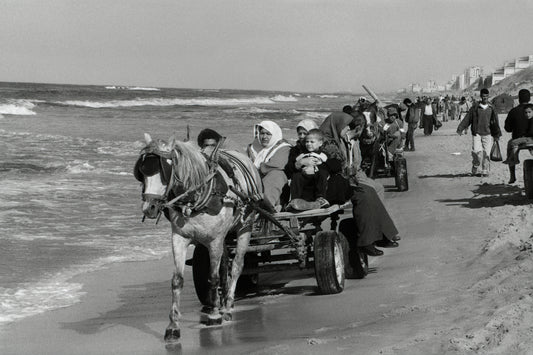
[247,120,291,210]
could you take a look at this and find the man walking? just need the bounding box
[402,98,419,151]
[457,88,502,177]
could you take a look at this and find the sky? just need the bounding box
[1,0,532,93]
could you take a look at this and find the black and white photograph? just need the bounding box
[1,1,533,354]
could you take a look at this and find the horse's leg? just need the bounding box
[201,238,225,325]
[222,225,252,320]
[164,233,190,342]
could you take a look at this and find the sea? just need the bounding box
[0,81,370,326]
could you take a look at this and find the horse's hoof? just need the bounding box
[164,328,181,342]
[222,312,232,321]
[200,313,223,326]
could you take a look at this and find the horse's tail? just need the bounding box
[218,150,263,201]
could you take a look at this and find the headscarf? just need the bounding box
[319,112,354,144]
[296,119,318,133]
[249,120,290,168]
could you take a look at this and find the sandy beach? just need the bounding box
[1,116,533,355]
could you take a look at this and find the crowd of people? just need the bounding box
[194,87,533,260]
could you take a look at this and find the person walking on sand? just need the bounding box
[422,97,436,135]
[402,98,419,151]
[502,89,532,183]
[457,88,502,177]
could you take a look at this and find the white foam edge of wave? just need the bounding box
[270,94,298,102]
[0,246,171,325]
[0,99,37,116]
[55,96,278,108]
[105,85,160,91]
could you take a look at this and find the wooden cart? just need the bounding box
[191,202,369,304]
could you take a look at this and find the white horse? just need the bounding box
[134,133,262,342]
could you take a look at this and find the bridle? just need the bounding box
[134,144,220,222]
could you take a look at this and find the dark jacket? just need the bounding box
[504,104,531,139]
[405,104,420,124]
[457,102,502,137]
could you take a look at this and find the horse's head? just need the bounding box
[134,134,174,219]
[134,133,211,219]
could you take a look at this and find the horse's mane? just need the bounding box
[170,140,209,190]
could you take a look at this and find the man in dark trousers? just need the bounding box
[402,98,420,151]
[503,89,531,183]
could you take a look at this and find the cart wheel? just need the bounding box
[237,256,259,294]
[314,231,345,294]
[338,218,368,279]
[237,274,259,293]
[394,156,409,191]
[192,244,228,305]
[524,160,533,199]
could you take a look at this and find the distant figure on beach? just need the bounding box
[457,88,502,177]
[450,95,458,121]
[458,96,470,122]
[247,120,291,211]
[421,97,436,135]
[503,89,533,183]
[403,98,419,151]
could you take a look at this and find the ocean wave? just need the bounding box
[105,86,160,91]
[65,161,95,173]
[304,112,330,120]
[270,95,298,102]
[0,100,37,116]
[0,162,62,174]
[318,94,338,98]
[54,96,276,108]
[0,244,170,325]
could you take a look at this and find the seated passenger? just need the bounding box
[197,128,234,177]
[384,108,405,160]
[503,103,533,166]
[320,111,400,256]
[197,128,222,152]
[247,120,291,212]
[289,129,330,208]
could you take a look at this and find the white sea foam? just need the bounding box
[0,241,170,325]
[270,95,298,102]
[318,94,338,98]
[105,86,160,91]
[305,112,330,120]
[66,161,95,173]
[0,100,36,115]
[56,96,276,108]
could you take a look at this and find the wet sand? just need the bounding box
[2,117,533,354]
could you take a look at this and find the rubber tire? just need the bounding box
[524,160,533,199]
[237,256,259,294]
[394,156,409,191]
[338,218,368,279]
[314,231,345,294]
[192,244,228,305]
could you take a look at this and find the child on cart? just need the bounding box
[289,129,331,208]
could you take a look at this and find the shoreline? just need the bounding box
[0,256,179,355]
[2,118,533,355]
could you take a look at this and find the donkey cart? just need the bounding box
[191,201,369,304]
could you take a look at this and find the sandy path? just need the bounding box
[1,118,532,355]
